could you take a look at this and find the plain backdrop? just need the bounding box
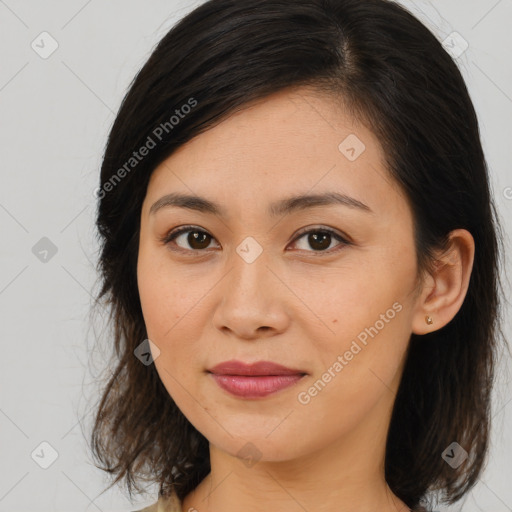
[0,0,511,511]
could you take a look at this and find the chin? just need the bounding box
[203,426,313,463]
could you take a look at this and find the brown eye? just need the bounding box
[306,232,331,251]
[183,230,212,250]
[163,226,219,252]
[161,225,350,256]
[291,228,350,254]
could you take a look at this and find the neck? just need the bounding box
[182,391,410,512]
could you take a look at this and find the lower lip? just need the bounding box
[210,373,305,398]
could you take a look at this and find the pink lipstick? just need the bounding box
[207,360,307,399]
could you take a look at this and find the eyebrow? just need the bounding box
[149,191,373,217]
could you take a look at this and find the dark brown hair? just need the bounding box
[88,0,508,510]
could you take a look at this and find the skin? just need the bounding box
[137,86,475,512]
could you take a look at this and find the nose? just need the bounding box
[211,240,290,340]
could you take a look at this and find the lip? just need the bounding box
[207,360,307,399]
[208,360,306,376]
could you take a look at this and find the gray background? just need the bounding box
[0,0,511,511]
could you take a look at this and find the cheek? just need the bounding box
[293,307,410,447]
[285,261,404,348]
[294,256,414,401]
[137,252,213,387]
[137,250,201,339]
[137,263,204,410]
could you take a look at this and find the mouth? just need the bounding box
[207,360,307,399]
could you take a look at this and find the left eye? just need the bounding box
[291,228,349,253]
[161,226,350,254]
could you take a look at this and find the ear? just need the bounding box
[412,229,475,335]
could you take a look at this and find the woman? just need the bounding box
[89,1,506,511]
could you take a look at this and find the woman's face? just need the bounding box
[137,87,425,462]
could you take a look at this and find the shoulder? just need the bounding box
[132,492,182,512]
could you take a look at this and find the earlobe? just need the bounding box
[412,229,475,335]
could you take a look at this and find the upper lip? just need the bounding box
[208,360,307,376]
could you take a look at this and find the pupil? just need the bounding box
[189,231,210,249]
[309,232,330,250]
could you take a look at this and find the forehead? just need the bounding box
[144,86,407,220]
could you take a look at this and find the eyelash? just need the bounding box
[159,225,351,256]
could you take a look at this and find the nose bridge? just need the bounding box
[211,234,290,337]
[228,234,273,298]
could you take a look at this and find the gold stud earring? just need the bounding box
[425,315,433,325]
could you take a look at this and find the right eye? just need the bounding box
[160,225,220,253]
